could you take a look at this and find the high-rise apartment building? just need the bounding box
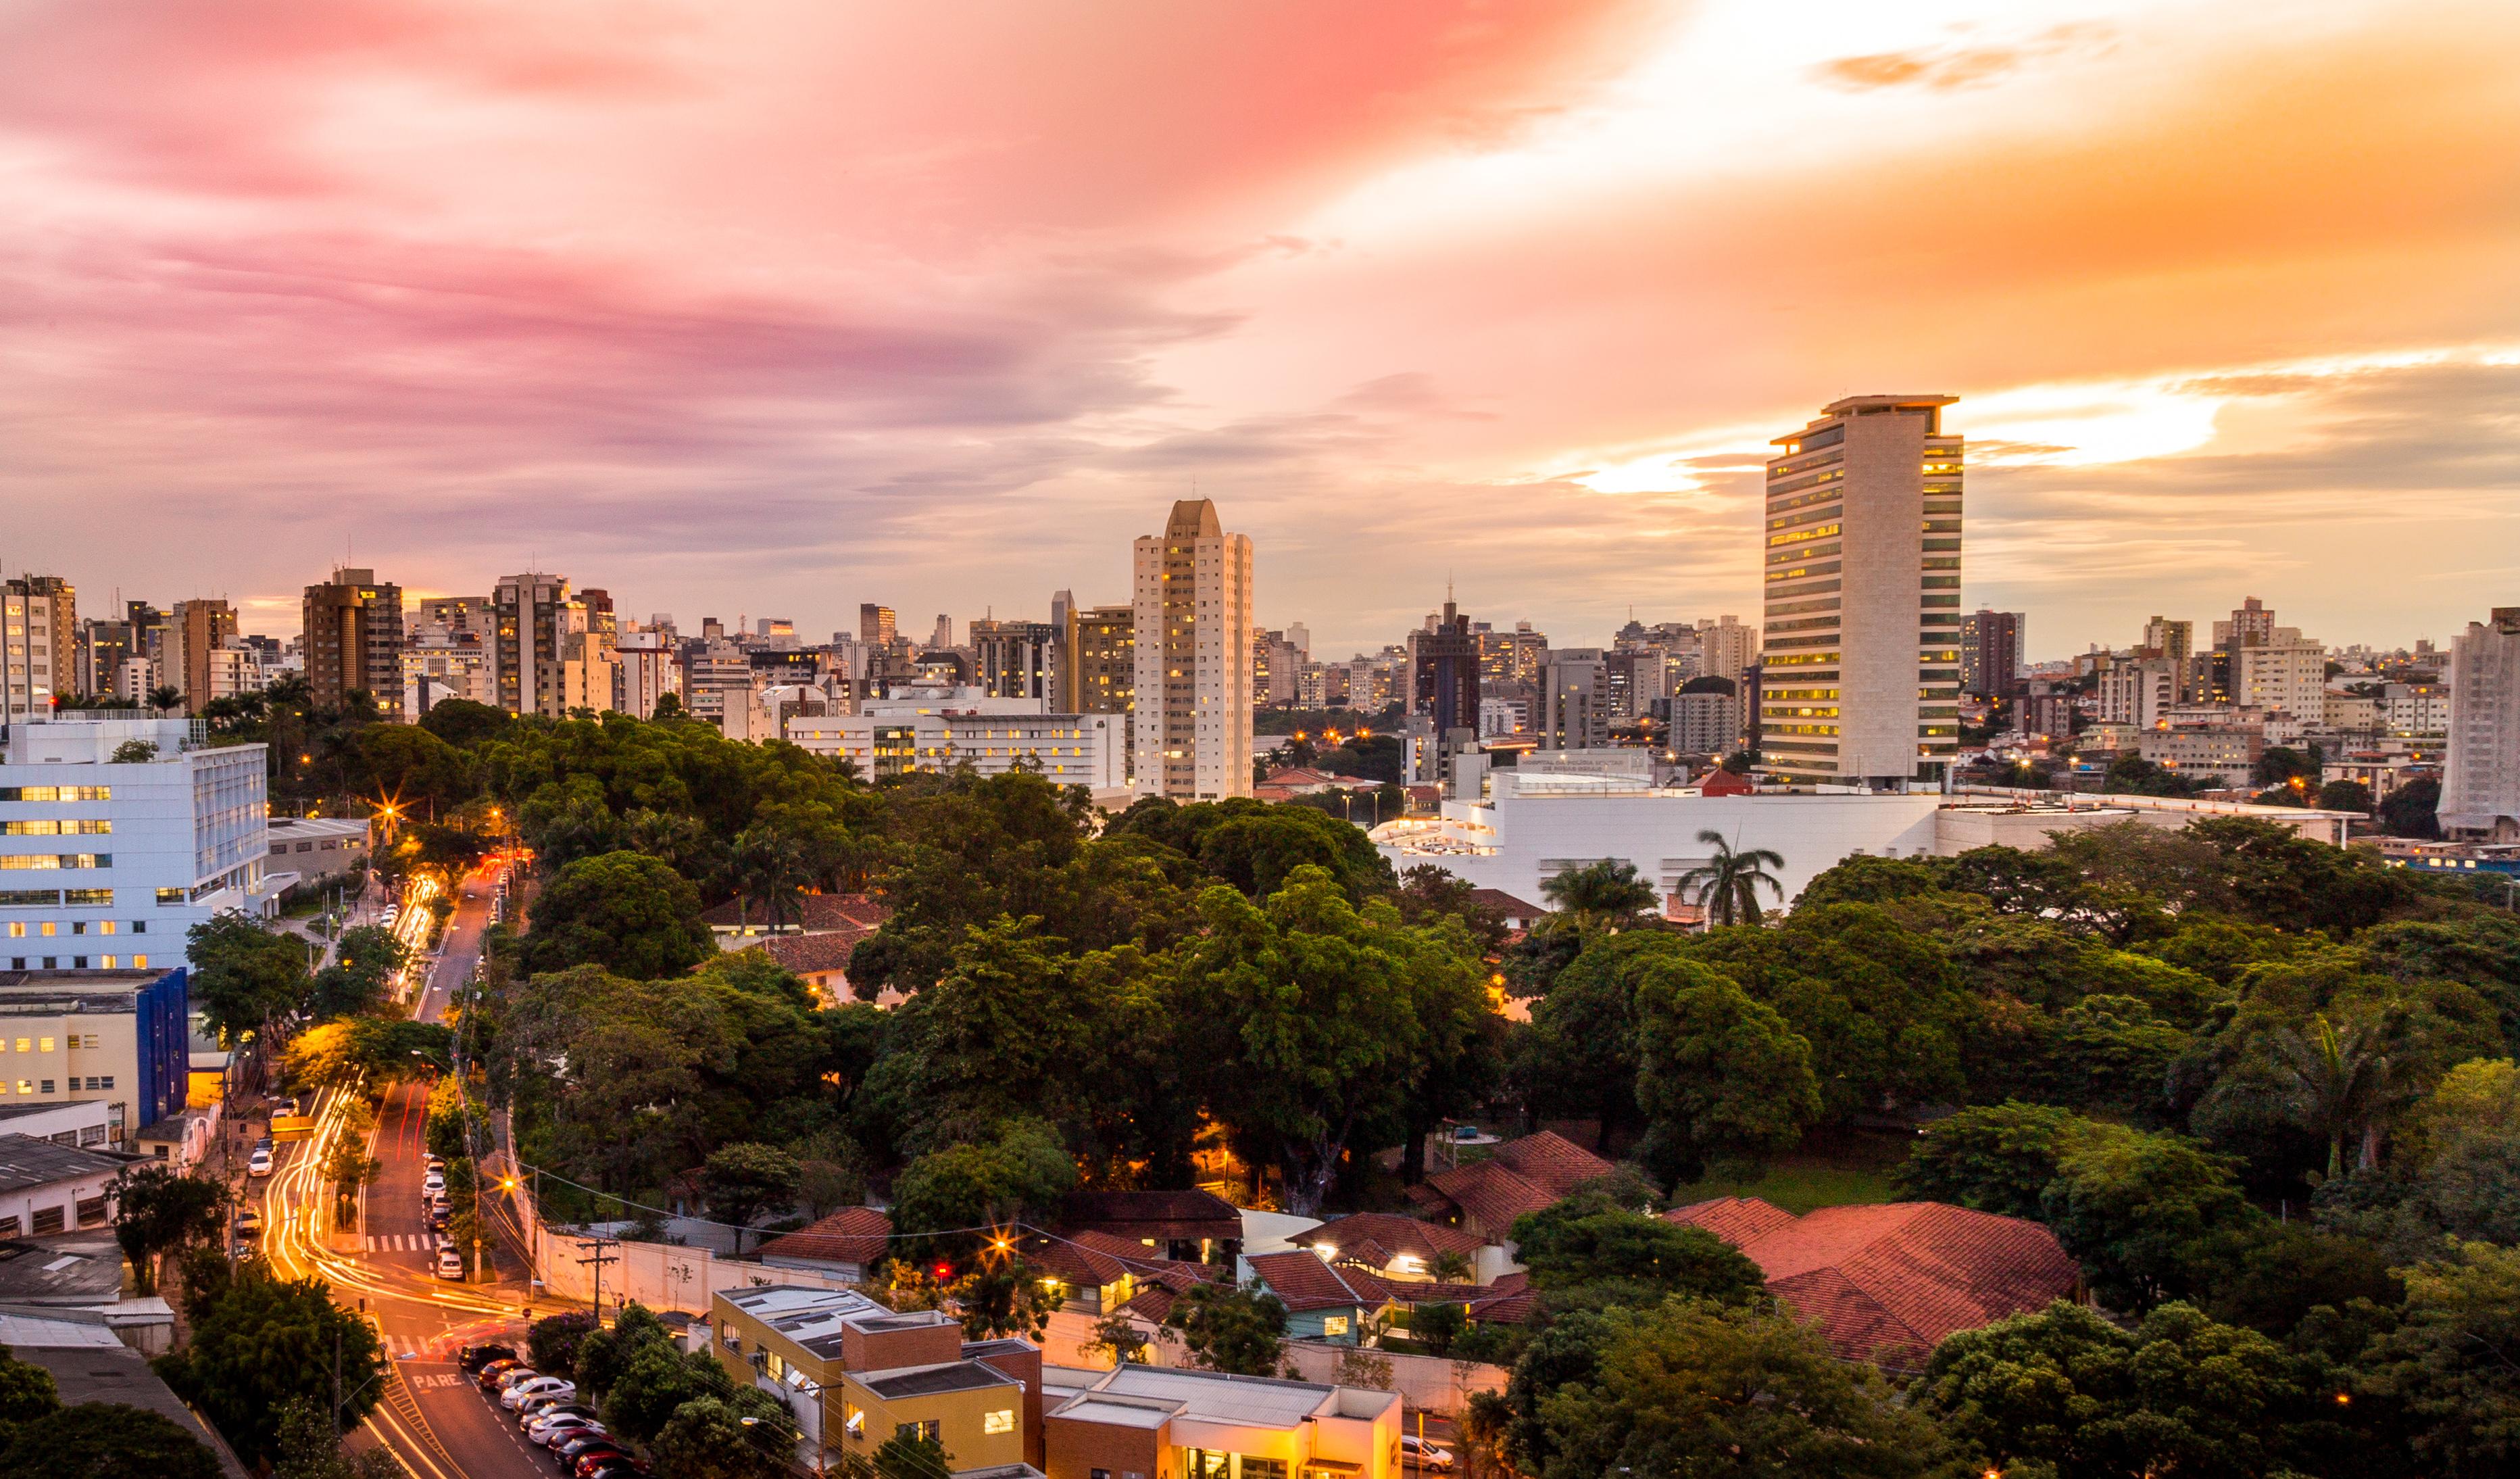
[616,626,683,719]
[927,614,954,652]
[1132,498,1252,800]
[1695,616,1756,686]
[491,573,571,718]
[159,600,239,715]
[301,567,405,717]
[1959,610,2025,699]
[2098,658,2179,729]
[2142,616,2195,701]
[2438,607,2520,840]
[1407,600,1481,732]
[2234,627,2326,721]
[1671,678,1743,756]
[1254,630,1302,708]
[972,619,1060,706]
[1539,648,1608,750]
[1757,394,1964,785]
[859,604,897,649]
[1,578,75,721]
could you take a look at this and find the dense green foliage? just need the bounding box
[154,1268,387,1467]
[271,705,2520,1475]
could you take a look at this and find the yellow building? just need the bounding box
[709,1285,1045,1474]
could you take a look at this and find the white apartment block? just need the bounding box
[787,689,1123,791]
[616,628,682,720]
[1133,498,1252,800]
[2439,608,2520,840]
[0,715,276,976]
[2383,681,2451,738]
[2098,658,2179,729]
[1696,616,1758,685]
[2233,629,2326,719]
[1758,395,1964,785]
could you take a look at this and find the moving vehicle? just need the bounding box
[1401,1435,1456,1470]
[457,1344,517,1374]
[435,1248,465,1280]
[246,1145,274,1178]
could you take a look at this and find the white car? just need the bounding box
[1401,1435,1456,1470]
[420,1171,446,1197]
[436,1248,464,1280]
[247,1146,274,1178]
[501,1377,574,1410]
[530,1412,602,1443]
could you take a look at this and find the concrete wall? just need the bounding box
[1277,1340,1506,1418]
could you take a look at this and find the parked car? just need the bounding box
[1401,1435,1456,1470]
[232,1209,264,1239]
[436,1248,464,1280]
[247,1145,274,1178]
[534,1415,605,1447]
[567,1442,635,1476]
[501,1376,574,1409]
[420,1170,446,1198]
[526,1403,597,1432]
[457,1344,517,1374]
[485,1364,538,1392]
[474,1359,523,1390]
[275,1096,301,1118]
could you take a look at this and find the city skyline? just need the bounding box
[3,1,2515,654]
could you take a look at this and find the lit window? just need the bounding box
[984,1409,1015,1434]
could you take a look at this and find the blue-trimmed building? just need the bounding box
[0,967,189,1149]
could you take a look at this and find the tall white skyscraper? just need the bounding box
[1133,498,1252,800]
[2439,606,2520,840]
[1758,394,1964,786]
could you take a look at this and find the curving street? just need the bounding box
[262,860,550,1479]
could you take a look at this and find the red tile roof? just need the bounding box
[749,932,862,977]
[1488,1132,1616,1194]
[1298,1214,1486,1267]
[1464,1271,1534,1326]
[1462,888,1546,920]
[1665,1195,1797,1246]
[1244,1251,1395,1313]
[754,1207,892,1269]
[702,892,891,933]
[1063,1189,1243,1242]
[1666,1201,2079,1370]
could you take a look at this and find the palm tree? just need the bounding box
[1540,859,1658,923]
[728,824,811,936]
[1428,1250,1473,1285]
[1672,829,1785,928]
[145,684,183,714]
[2267,1012,2411,1180]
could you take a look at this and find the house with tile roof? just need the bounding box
[1292,1211,1516,1286]
[1241,1250,1400,1347]
[1406,1131,1617,1248]
[1665,1197,2081,1371]
[704,892,893,1004]
[1061,1189,1243,1265]
[755,1206,893,1283]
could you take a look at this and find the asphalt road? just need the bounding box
[268,859,555,1479]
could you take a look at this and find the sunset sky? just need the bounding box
[3,0,2515,657]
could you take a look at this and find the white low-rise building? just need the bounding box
[1,714,276,973]
[786,687,1124,791]
[1375,770,2354,914]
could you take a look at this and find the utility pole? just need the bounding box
[576,1233,619,1323]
